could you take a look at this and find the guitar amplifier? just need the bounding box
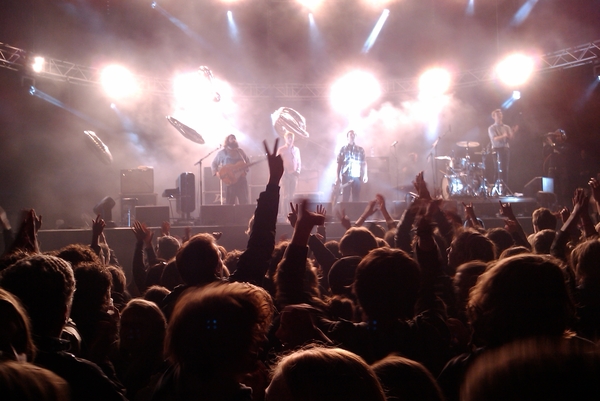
[121,167,154,194]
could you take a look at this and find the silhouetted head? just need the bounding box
[354,247,420,321]
[468,254,575,348]
[266,346,386,401]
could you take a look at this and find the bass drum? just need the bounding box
[442,175,465,199]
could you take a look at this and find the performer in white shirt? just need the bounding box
[277,131,301,209]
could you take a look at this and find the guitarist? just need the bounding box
[336,130,368,202]
[211,134,250,205]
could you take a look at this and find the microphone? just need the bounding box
[390,141,398,147]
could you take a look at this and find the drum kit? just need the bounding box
[436,141,490,199]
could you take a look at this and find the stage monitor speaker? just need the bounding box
[121,168,154,194]
[234,204,256,225]
[135,206,169,227]
[201,205,234,225]
[524,176,554,197]
[177,172,196,214]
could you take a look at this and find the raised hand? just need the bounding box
[92,215,106,238]
[297,199,325,229]
[375,193,386,210]
[589,177,600,205]
[264,138,284,186]
[336,207,351,230]
[287,202,299,228]
[132,221,153,245]
[161,221,171,236]
[413,171,432,201]
[572,187,588,216]
[462,202,476,220]
[558,207,570,223]
[498,201,516,220]
[315,204,327,219]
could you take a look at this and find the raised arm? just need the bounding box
[499,201,530,248]
[230,138,283,285]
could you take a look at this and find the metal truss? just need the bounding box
[1,39,599,98]
[538,40,600,70]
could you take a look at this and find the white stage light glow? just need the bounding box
[512,90,521,100]
[173,72,215,109]
[297,0,324,10]
[466,0,475,16]
[100,65,138,99]
[330,71,382,116]
[418,68,451,99]
[32,56,45,73]
[496,54,534,87]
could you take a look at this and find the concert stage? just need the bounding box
[34,196,537,284]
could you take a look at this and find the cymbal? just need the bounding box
[434,156,452,160]
[456,141,480,148]
[166,116,205,144]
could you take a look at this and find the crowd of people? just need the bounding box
[3,137,600,400]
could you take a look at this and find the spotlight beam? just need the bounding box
[511,0,539,26]
[362,9,390,54]
[151,2,210,48]
[29,86,109,129]
[465,0,475,16]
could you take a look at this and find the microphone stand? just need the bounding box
[428,126,451,198]
[194,145,222,218]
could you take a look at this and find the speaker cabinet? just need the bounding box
[234,204,256,225]
[134,206,170,227]
[177,172,195,214]
[201,205,235,225]
[121,168,154,194]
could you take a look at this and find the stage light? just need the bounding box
[151,1,157,9]
[31,56,44,73]
[297,0,324,10]
[364,0,393,7]
[110,103,116,109]
[418,68,451,99]
[330,71,382,115]
[496,54,534,87]
[227,10,239,41]
[594,64,600,81]
[466,0,475,16]
[173,71,216,109]
[100,65,138,99]
[511,0,539,26]
[362,9,390,53]
[29,86,36,95]
[512,90,521,100]
[93,196,116,227]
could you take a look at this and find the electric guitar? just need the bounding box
[330,179,354,207]
[217,159,265,185]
